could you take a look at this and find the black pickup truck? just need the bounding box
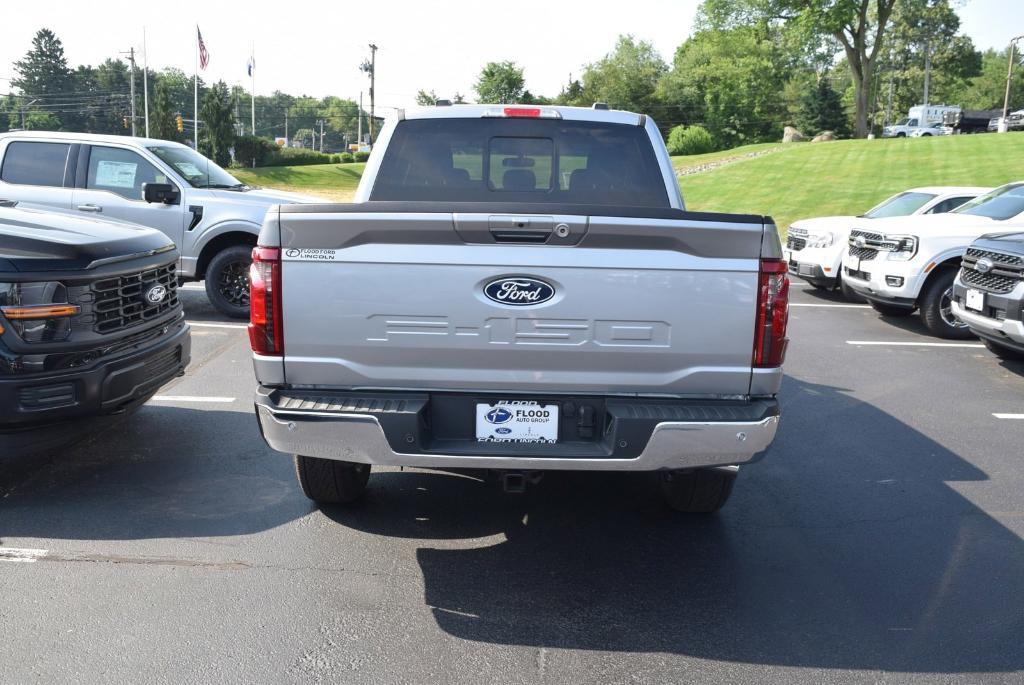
[1,203,190,452]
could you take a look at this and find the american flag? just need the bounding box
[197,27,210,70]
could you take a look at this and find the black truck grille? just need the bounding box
[786,236,807,251]
[90,264,179,335]
[962,269,1018,293]
[964,248,1024,267]
[961,248,1024,294]
[848,246,878,261]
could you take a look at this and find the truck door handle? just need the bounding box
[77,204,103,213]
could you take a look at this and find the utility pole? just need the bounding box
[123,47,137,136]
[922,42,931,115]
[318,119,325,153]
[358,91,363,145]
[1002,35,1024,133]
[886,80,894,127]
[360,44,377,144]
[143,29,150,137]
[284,109,289,146]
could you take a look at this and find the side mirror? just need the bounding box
[142,182,180,205]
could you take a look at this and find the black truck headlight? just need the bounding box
[0,282,79,343]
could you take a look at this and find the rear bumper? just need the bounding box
[254,388,780,471]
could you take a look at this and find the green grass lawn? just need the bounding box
[681,134,1024,233]
[233,163,366,201]
[231,135,1024,232]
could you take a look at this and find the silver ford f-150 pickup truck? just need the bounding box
[250,104,789,512]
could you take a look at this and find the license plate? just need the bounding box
[476,401,558,443]
[965,288,985,311]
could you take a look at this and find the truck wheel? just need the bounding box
[896,132,907,138]
[983,338,1024,361]
[205,245,253,319]
[839,278,865,303]
[919,271,973,339]
[660,467,736,513]
[870,301,915,317]
[294,455,370,504]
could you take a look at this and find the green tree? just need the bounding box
[658,26,790,147]
[474,61,526,103]
[150,80,180,142]
[12,28,73,97]
[199,81,235,166]
[415,89,438,106]
[579,35,667,113]
[11,28,75,131]
[950,48,1024,111]
[700,0,898,138]
[452,92,467,104]
[797,77,849,135]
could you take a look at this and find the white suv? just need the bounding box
[842,183,1024,338]
[0,132,319,317]
[786,187,987,300]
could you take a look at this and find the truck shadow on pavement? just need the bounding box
[0,405,308,540]
[327,376,1024,674]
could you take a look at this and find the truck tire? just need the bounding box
[870,301,915,317]
[660,467,737,513]
[294,455,370,504]
[839,278,865,303]
[205,245,253,319]
[983,338,1024,361]
[919,270,973,339]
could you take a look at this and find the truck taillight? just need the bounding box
[753,258,789,368]
[248,246,283,356]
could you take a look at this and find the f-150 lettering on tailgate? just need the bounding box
[366,315,671,347]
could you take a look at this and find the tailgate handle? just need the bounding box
[490,228,551,243]
[489,218,552,244]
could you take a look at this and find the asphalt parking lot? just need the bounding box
[2,282,1023,684]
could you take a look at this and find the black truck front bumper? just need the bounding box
[0,320,191,439]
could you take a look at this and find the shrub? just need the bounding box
[666,125,717,156]
[330,154,341,164]
[234,135,277,167]
[354,150,370,163]
[264,147,334,167]
[338,152,355,163]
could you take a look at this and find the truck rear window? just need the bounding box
[369,119,670,207]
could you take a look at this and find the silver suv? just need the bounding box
[0,132,315,317]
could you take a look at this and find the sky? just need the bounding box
[0,0,1021,111]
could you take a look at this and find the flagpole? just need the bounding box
[143,27,150,138]
[194,25,199,149]
[250,43,256,137]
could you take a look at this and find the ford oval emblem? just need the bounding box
[143,284,168,306]
[484,277,555,306]
[975,257,994,274]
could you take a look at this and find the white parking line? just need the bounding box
[993,413,1024,420]
[151,396,237,403]
[186,321,247,330]
[791,303,871,309]
[180,283,205,290]
[0,548,47,563]
[846,340,985,348]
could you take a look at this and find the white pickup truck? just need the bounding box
[843,182,1024,338]
[248,104,789,513]
[786,187,987,300]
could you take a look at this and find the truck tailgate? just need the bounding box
[274,205,766,397]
